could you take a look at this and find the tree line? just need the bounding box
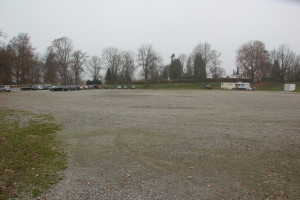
[236,40,300,82]
[1,32,299,85]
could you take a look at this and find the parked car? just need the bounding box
[0,85,11,92]
[75,85,81,90]
[20,86,37,91]
[110,85,115,89]
[67,85,76,91]
[50,85,68,91]
[131,85,136,89]
[93,84,99,89]
[43,85,52,90]
[104,85,108,89]
[35,85,44,90]
[123,85,128,89]
[117,85,122,89]
[204,84,212,89]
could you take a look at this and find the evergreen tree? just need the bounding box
[105,67,112,83]
[169,59,183,80]
[43,49,57,84]
[162,65,169,79]
[193,53,204,81]
[271,60,281,81]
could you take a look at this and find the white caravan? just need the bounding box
[221,82,253,90]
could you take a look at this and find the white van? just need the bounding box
[0,85,11,92]
[234,82,253,90]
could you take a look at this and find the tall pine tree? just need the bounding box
[105,68,112,83]
[193,53,205,81]
[271,60,281,81]
[169,59,183,80]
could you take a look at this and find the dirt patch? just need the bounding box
[1,89,299,199]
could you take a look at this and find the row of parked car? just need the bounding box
[19,84,136,91]
[20,85,50,91]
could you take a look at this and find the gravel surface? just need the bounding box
[1,89,300,199]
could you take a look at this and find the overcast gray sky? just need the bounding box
[1,0,300,76]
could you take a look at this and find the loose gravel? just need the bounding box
[1,89,300,199]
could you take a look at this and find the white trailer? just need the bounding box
[284,84,296,91]
[221,82,253,90]
[221,82,236,90]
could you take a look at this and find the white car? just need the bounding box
[35,85,44,90]
[0,85,11,92]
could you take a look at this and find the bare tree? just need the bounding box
[0,30,6,46]
[86,56,102,81]
[136,44,161,86]
[0,34,12,84]
[121,50,136,83]
[192,43,221,80]
[7,33,36,84]
[28,54,44,84]
[208,51,225,78]
[271,44,296,81]
[71,50,87,85]
[290,55,300,81]
[102,47,122,83]
[209,65,225,79]
[51,37,73,85]
[236,40,270,82]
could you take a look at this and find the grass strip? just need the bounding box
[0,108,67,199]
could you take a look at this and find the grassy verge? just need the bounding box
[0,108,67,199]
[133,82,300,92]
[253,82,300,92]
[134,82,222,90]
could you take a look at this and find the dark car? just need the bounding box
[43,85,52,90]
[50,85,68,91]
[20,86,37,91]
[67,85,76,91]
[110,85,115,89]
[0,85,11,92]
[104,85,108,89]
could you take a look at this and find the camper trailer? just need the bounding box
[221,82,236,90]
[221,82,253,90]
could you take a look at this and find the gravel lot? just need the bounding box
[1,89,300,199]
